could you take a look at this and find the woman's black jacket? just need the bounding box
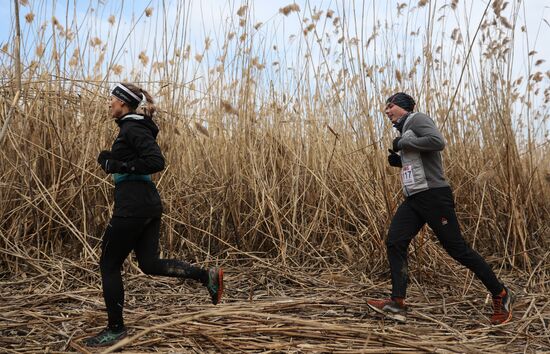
[108,113,164,218]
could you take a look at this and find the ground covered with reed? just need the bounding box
[2,260,549,353]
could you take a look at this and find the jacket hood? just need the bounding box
[116,113,159,138]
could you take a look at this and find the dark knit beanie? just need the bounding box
[386,92,415,112]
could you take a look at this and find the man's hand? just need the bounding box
[387,149,402,168]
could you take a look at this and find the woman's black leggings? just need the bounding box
[100,216,208,328]
[387,187,503,299]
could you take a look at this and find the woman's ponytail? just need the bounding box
[121,82,157,117]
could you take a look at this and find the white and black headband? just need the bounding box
[112,83,142,108]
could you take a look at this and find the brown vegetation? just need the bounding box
[0,0,548,352]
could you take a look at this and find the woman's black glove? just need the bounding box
[98,150,127,173]
[392,137,402,152]
[387,149,402,168]
[97,150,111,166]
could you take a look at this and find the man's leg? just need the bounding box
[416,187,512,324]
[418,188,503,295]
[387,199,425,299]
[367,199,424,321]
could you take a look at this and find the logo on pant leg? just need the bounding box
[441,217,448,226]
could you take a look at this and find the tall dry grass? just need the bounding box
[0,0,548,291]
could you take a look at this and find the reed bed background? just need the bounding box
[0,0,549,352]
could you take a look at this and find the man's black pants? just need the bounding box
[100,216,208,328]
[387,187,503,299]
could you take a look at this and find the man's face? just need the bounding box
[385,102,408,124]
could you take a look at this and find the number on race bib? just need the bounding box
[401,164,415,186]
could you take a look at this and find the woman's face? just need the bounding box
[110,96,128,119]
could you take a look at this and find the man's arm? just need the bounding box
[398,113,445,152]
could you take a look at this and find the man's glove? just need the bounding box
[387,149,402,168]
[392,137,402,152]
[97,150,127,173]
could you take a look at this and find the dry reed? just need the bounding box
[0,0,549,352]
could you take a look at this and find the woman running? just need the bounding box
[85,82,223,347]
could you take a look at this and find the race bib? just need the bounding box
[401,164,415,186]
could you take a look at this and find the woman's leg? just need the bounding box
[134,217,208,283]
[100,217,143,328]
